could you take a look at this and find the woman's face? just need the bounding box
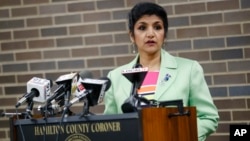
[130,15,165,55]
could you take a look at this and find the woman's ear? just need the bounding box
[129,31,134,43]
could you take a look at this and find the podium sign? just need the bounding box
[10,113,142,141]
[10,107,197,141]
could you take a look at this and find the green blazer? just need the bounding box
[104,49,219,141]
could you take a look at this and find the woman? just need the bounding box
[104,2,219,141]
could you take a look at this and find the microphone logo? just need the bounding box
[122,67,148,73]
[27,77,51,103]
[71,74,78,95]
[78,83,85,91]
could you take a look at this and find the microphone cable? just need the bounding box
[42,105,48,141]
[15,108,26,141]
[56,90,70,141]
[41,78,53,141]
[56,106,67,141]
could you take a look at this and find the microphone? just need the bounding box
[64,71,92,107]
[15,77,52,108]
[49,72,79,103]
[55,71,92,106]
[55,72,78,88]
[72,70,93,97]
[43,73,78,108]
[122,66,148,87]
[53,70,92,103]
[40,71,92,116]
[65,77,111,109]
[83,77,111,106]
[79,70,93,81]
[121,64,148,113]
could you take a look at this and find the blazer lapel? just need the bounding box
[154,50,178,100]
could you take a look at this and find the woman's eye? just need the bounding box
[138,26,146,30]
[154,25,162,30]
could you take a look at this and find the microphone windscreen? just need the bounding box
[79,70,93,79]
[133,63,142,68]
[121,96,137,113]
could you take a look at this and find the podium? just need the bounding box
[9,107,197,141]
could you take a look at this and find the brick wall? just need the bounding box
[0,0,249,140]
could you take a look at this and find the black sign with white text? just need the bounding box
[230,124,250,141]
[11,113,143,141]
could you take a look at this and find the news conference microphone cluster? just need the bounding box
[2,65,177,119]
[2,70,111,119]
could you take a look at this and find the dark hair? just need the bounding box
[128,2,168,37]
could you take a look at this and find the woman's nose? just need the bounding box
[146,28,155,38]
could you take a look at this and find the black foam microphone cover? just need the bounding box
[133,63,142,68]
[79,70,93,79]
[121,96,138,113]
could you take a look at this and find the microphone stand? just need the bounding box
[64,88,71,117]
[6,99,34,119]
[58,83,73,117]
[23,99,33,119]
[42,102,55,119]
[132,63,144,105]
[79,98,94,118]
[131,79,141,108]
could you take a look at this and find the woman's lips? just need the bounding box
[146,41,156,46]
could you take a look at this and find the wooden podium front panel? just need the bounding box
[140,107,197,141]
